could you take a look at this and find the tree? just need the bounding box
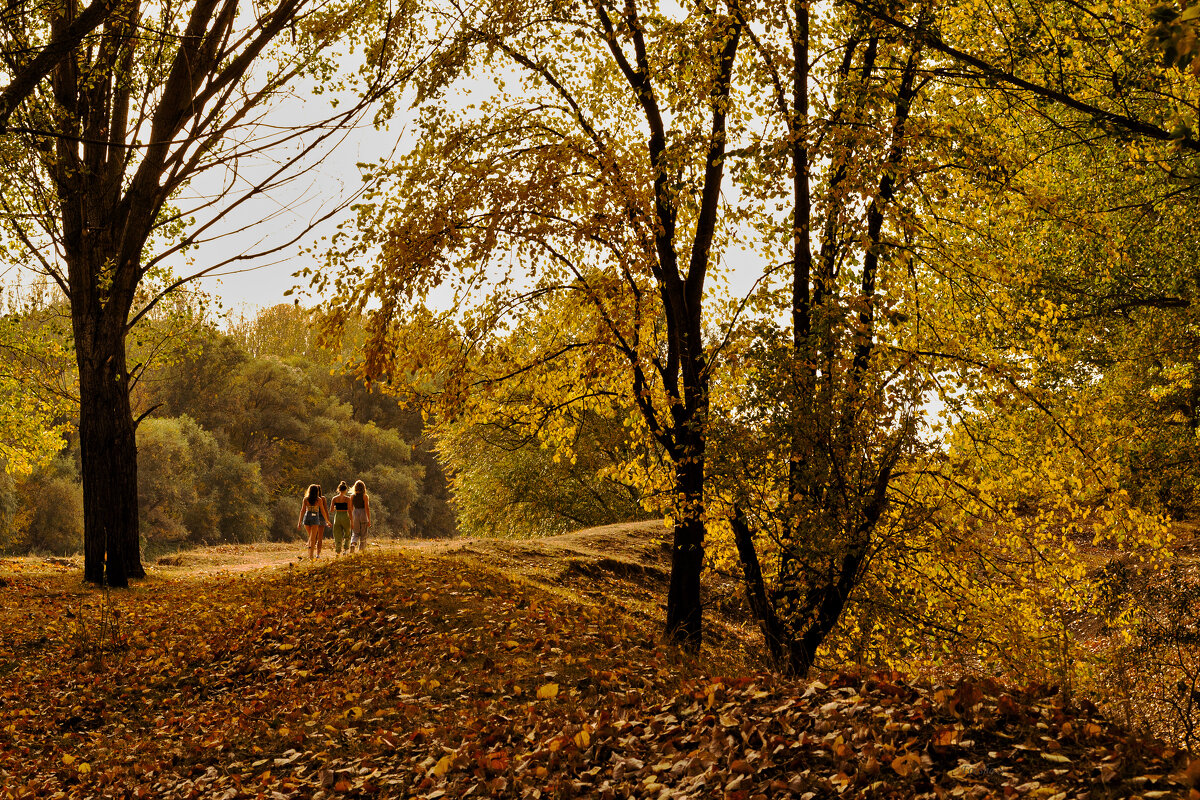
[0,0,115,129]
[137,415,269,546]
[228,304,333,365]
[843,0,1200,152]
[321,0,1189,668]
[434,296,651,538]
[696,0,938,676]
[0,0,410,585]
[322,0,744,647]
[0,312,69,477]
[139,307,434,540]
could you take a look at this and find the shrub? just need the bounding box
[139,416,270,545]
[23,476,83,555]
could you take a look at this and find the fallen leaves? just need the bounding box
[0,550,1194,800]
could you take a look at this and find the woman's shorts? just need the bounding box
[303,511,321,526]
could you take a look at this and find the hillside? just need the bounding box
[0,528,1196,799]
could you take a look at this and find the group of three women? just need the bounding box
[298,480,371,560]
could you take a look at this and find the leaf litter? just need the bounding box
[0,551,1196,799]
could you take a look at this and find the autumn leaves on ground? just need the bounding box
[1,527,1197,800]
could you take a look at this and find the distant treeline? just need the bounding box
[0,302,456,555]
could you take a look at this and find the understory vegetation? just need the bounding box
[0,302,456,555]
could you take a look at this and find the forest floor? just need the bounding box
[0,524,1197,799]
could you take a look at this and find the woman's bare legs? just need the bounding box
[306,525,324,559]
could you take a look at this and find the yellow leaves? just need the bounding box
[573,726,591,748]
[61,753,75,765]
[430,754,453,778]
[536,682,559,699]
[704,681,723,709]
[932,727,961,748]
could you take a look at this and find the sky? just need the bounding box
[0,23,765,325]
[0,65,408,323]
[184,98,407,321]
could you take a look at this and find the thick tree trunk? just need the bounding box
[664,445,705,650]
[76,316,142,587]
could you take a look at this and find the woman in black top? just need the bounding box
[330,481,353,556]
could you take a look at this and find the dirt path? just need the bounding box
[0,520,761,672]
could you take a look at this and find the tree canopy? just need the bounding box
[312,0,1193,677]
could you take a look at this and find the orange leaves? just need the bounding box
[1,549,1195,800]
[480,749,509,772]
[889,751,921,777]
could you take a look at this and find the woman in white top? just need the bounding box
[349,480,372,552]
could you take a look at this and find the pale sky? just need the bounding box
[185,96,407,320]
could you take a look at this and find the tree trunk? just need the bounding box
[76,313,142,587]
[664,443,705,650]
[731,505,790,668]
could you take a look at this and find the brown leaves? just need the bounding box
[0,551,1193,800]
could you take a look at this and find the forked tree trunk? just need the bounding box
[75,308,142,587]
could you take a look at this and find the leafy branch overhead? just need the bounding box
[316,0,1200,682]
[1150,2,1200,75]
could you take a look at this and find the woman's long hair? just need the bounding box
[352,480,367,507]
[306,484,321,505]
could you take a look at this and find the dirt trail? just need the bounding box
[0,520,762,670]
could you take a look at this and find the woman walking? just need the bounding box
[330,481,353,556]
[349,480,372,552]
[298,484,331,560]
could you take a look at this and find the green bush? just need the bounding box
[268,493,303,542]
[23,476,83,555]
[137,417,192,544]
[357,464,420,537]
[0,469,16,550]
[138,416,270,545]
[4,456,84,555]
